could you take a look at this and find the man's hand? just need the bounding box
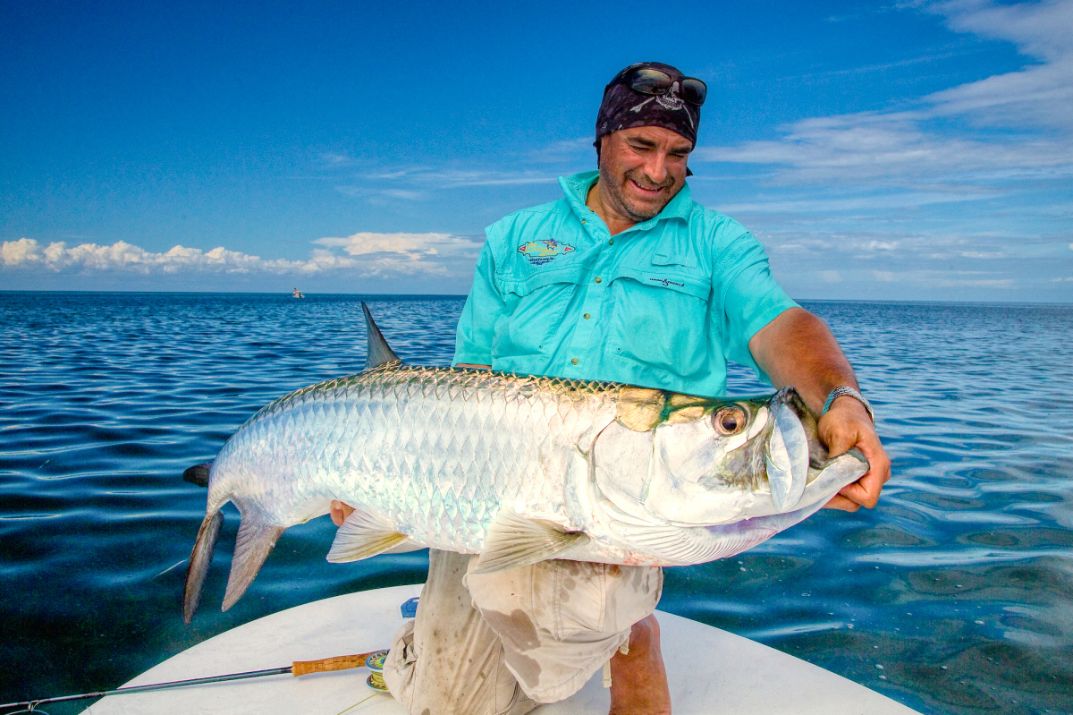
[819,396,890,511]
[330,500,355,526]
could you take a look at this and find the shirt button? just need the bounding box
[608,239,615,246]
[581,219,588,224]
[594,276,603,284]
[570,357,580,365]
[583,312,591,320]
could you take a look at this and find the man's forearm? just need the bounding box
[747,307,859,416]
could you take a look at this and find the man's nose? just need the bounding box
[643,152,669,185]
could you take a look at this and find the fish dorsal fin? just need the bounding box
[223,518,284,611]
[361,302,402,369]
[472,512,589,575]
[327,509,411,563]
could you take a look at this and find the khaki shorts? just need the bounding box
[382,549,663,714]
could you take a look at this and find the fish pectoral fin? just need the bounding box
[182,462,212,488]
[473,512,589,574]
[223,519,284,612]
[611,522,746,566]
[327,509,410,563]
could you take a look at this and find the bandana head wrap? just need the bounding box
[594,61,702,155]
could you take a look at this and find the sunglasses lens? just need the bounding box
[681,78,707,106]
[627,69,707,106]
[629,68,674,96]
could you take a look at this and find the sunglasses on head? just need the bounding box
[621,67,707,106]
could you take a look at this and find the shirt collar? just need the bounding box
[558,170,693,229]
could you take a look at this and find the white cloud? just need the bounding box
[920,1,1073,129]
[1,238,38,265]
[819,270,843,283]
[312,232,482,276]
[935,0,1072,63]
[696,0,1073,189]
[720,186,996,215]
[525,137,594,164]
[330,167,559,203]
[398,168,556,188]
[0,232,483,279]
[699,109,1072,184]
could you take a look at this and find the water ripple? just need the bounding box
[1,294,1072,713]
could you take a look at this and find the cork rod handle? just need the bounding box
[291,653,370,677]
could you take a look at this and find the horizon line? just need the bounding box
[0,289,1070,308]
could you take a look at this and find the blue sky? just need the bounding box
[2,0,1071,302]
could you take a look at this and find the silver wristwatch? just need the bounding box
[822,386,874,423]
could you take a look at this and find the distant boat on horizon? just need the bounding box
[292,288,305,299]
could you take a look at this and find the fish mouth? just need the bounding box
[764,388,814,511]
[762,388,866,513]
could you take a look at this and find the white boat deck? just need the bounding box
[87,584,917,714]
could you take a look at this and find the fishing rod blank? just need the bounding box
[0,649,387,713]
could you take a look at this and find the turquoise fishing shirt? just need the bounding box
[453,171,797,396]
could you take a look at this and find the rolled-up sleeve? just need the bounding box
[452,237,505,366]
[713,230,798,382]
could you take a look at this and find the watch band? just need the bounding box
[822,386,874,423]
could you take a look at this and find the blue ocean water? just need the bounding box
[1,292,1072,714]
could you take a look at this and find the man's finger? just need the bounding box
[821,422,857,458]
[330,500,355,527]
[824,494,861,512]
[837,478,881,509]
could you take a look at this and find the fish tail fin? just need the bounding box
[183,507,224,624]
[222,516,285,612]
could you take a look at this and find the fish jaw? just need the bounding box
[721,450,868,541]
[676,451,866,562]
[585,449,868,567]
[765,389,810,511]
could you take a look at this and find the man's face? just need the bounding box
[596,126,692,225]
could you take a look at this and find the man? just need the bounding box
[332,61,889,714]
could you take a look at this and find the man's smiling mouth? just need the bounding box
[629,179,665,194]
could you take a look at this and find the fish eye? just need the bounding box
[712,406,747,435]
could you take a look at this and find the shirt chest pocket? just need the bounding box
[610,252,709,299]
[494,267,584,356]
[607,253,711,373]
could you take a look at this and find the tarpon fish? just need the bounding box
[182,304,867,622]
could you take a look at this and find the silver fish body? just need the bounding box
[182,307,867,622]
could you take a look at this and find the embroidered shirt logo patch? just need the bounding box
[649,277,685,288]
[518,239,575,266]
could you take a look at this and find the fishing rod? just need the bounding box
[0,649,387,713]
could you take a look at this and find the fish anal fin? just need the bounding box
[473,512,589,575]
[222,519,284,612]
[327,509,410,563]
[361,302,403,370]
[183,509,223,623]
